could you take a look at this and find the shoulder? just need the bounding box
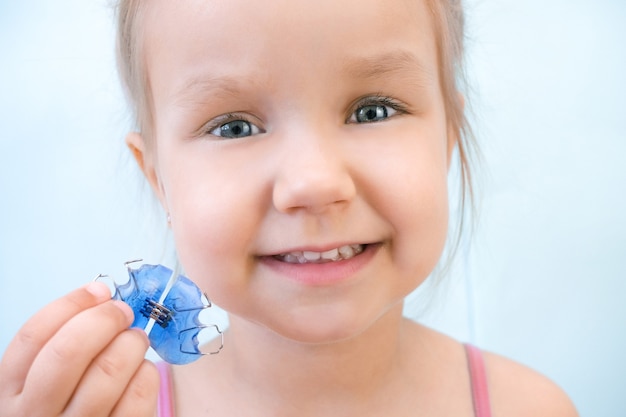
[483,350,579,417]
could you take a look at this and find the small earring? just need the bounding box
[166,213,171,225]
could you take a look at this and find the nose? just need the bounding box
[272,129,356,214]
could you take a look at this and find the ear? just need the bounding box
[125,132,168,209]
[446,93,465,167]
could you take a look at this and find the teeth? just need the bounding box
[303,251,321,261]
[275,244,365,264]
[283,253,299,263]
[338,245,354,258]
[321,248,339,260]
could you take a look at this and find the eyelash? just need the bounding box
[203,95,408,139]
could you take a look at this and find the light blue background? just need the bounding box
[1,1,624,415]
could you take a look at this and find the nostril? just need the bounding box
[272,173,357,213]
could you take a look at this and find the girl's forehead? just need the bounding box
[143,0,438,101]
[144,0,433,33]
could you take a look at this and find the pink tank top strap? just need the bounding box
[156,347,491,417]
[464,343,492,417]
[156,361,175,417]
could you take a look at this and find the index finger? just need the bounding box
[0,282,112,396]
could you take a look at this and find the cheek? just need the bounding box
[159,150,264,290]
[362,132,450,276]
[394,170,449,274]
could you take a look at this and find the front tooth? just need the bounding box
[303,251,321,261]
[321,248,339,260]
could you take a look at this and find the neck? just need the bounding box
[221,303,410,414]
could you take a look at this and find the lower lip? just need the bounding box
[258,244,380,286]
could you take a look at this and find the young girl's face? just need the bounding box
[134,0,454,343]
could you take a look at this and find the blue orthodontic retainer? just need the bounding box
[99,262,223,365]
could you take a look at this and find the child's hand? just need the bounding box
[0,282,159,417]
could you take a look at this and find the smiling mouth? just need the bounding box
[273,244,366,264]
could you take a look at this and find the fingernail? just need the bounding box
[84,281,111,300]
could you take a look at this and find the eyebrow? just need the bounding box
[341,49,435,84]
[172,75,246,107]
[172,49,433,106]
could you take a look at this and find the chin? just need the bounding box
[256,299,402,347]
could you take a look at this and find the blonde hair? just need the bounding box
[424,0,478,258]
[115,0,477,246]
[115,0,152,139]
